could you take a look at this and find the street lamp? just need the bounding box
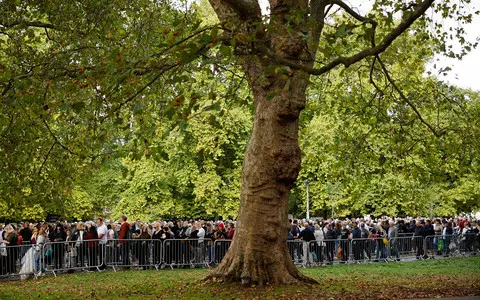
[304,180,310,220]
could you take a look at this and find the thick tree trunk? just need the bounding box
[207,58,316,285]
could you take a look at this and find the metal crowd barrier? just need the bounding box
[105,239,163,271]
[287,233,479,266]
[0,243,24,279]
[162,238,211,268]
[1,233,479,280]
[43,239,104,276]
[424,233,480,258]
[213,239,231,265]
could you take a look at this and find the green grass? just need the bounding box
[0,257,479,299]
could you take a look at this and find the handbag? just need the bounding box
[336,247,342,259]
[382,238,389,246]
[45,247,53,257]
[449,242,456,250]
[437,239,444,252]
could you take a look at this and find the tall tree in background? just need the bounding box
[206,0,476,285]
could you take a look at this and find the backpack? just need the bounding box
[437,239,444,252]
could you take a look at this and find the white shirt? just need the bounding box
[97,224,108,244]
[197,227,205,242]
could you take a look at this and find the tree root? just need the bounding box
[204,251,318,286]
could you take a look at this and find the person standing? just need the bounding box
[34,227,46,276]
[190,221,205,265]
[118,215,131,267]
[0,228,6,275]
[226,222,235,240]
[388,221,399,261]
[96,218,108,270]
[85,225,98,271]
[3,225,18,274]
[19,222,32,258]
[414,221,426,259]
[424,219,435,256]
[351,222,362,261]
[443,222,453,257]
[72,222,87,269]
[313,224,324,264]
[52,224,67,270]
[299,222,315,266]
[338,222,351,263]
[324,223,336,264]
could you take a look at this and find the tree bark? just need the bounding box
[207,55,316,285]
[206,0,319,286]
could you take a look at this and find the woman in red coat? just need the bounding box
[84,226,98,271]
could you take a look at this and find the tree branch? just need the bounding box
[330,0,377,25]
[100,63,176,123]
[265,0,434,75]
[309,0,330,61]
[0,20,55,29]
[37,141,56,176]
[375,55,445,137]
[41,118,76,155]
[224,0,262,19]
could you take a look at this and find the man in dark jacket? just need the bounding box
[351,222,362,261]
[414,220,426,259]
[324,223,336,264]
[423,219,435,257]
[299,222,315,266]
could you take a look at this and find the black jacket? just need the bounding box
[352,227,361,239]
[299,228,315,242]
[325,229,336,240]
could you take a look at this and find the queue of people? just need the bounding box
[0,215,478,279]
[287,216,480,266]
[0,216,236,278]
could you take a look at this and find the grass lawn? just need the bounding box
[0,257,479,299]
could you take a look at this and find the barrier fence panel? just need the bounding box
[0,244,24,279]
[213,239,231,265]
[350,238,375,263]
[162,239,211,268]
[43,240,104,276]
[458,233,479,255]
[2,233,478,280]
[312,238,353,265]
[104,239,162,271]
[308,240,324,266]
[287,240,305,266]
[397,235,415,257]
[352,237,387,263]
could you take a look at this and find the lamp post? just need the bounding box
[304,180,310,220]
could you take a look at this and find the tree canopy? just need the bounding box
[0,0,478,222]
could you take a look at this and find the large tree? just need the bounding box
[205,0,476,285]
[0,0,476,285]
